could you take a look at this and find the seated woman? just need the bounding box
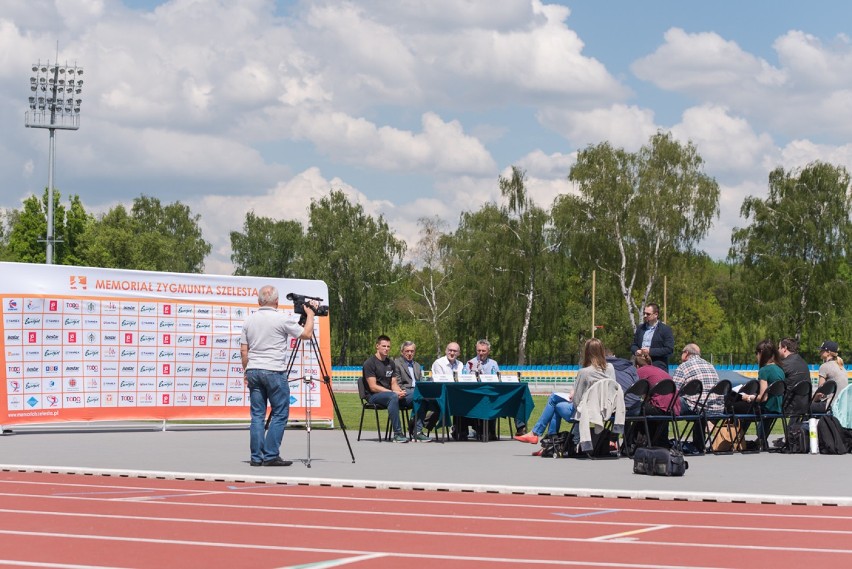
[813,340,846,413]
[735,339,785,448]
[634,353,678,447]
[514,338,615,446]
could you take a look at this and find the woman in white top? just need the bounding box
[514,338,614,445]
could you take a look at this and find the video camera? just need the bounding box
[286,292,329,325]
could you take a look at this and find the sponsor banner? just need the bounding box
[0,262,331,425]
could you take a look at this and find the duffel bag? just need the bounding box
[632,446,688,476]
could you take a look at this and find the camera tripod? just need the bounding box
[270,328,355,467]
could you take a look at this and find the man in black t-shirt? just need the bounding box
[362,335,412,443]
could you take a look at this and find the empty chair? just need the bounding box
[621,379,651,457]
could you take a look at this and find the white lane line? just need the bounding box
[2,510,852,555]
[0,531,738,568]
[4,496,852,537]
[591,525,672,541]
[279,553,388,568]
[0,561,128,569]
[2,474,852,520]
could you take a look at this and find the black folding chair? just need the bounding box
[356,376,409,442]
[643,379,678,447]
[784,379,813,423]
[707,379,758,454]
[755,380,787,452]
[671,379,703,453]
[810,380,838,418]
[700,379,733,453]
[621,379,651,457]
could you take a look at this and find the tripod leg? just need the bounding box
[309,331,356,463]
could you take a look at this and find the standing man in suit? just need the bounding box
[394,341,435,441]
[630,303,675,369]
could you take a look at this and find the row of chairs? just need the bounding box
[622,377,835,456]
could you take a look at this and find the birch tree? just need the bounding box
[554,132,719,328]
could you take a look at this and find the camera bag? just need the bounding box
[632,446,688,476]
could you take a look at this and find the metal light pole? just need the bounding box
[25,52,84,264]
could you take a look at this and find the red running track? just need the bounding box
[0,470,850,568]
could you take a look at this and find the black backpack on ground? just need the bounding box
[783,420,808,454]
[539,431,573,458]
[818,416,852,454]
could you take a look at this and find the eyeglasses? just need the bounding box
[643,312,654,316]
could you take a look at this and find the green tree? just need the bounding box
[4,189,91,265]
[729,162,852,344]
[79,195,211,273]
[295,190,406,365]
[230,211,304,277]
[554,131,720,329]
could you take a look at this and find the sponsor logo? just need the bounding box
[121,319,137,327]
[6,333,21,341]
[121,366,135,373]
[27,396,38,407]
[140,365,156,373]
[178,306,193,314]
[103,334,117,341]
[44,365,59,372]
[64,365,80,372]
[7,299,18,310]
[87,333,97,343]
[228,395,244,404]
[26,381,40,390]
[176,365,191,373]
[215,337,228,345]
[25,317,42,325]
[195,321,211,330]
[64,317,80,326]
[177,335,192,344]
[121,349,137,357]
[86,301,97,312]
[195,351,210,359]
[67,332,77,343]
[86,364,99,372]
[162,394,170,404]
[65,301,80,310]
[65,395,82,404]
[87,395,100,404]
[163,304,172,315]
[22,366,36,373]
[120,395,134,403]
[192,380,208,388]
[43,349,60,357]
[141,305,156,313]
[158,380,174,388]
[158,349,175,358]
[85,349,100,357]
[140,334,156,342]
[162,364,171,375]
[194,367,208,374]
[28,332,38,343]
[159,320,175,328]
[49,300,58,311]
[120,380,136,388]
[121,304,137,312]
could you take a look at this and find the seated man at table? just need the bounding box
[431,341,471,440]
[362,335,417,443]
[394,341,437,440]
[464,339,524,438]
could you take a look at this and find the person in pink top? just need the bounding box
[635,353,678,446]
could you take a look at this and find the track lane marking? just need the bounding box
[0,531,740,568]
[591,525,672,541]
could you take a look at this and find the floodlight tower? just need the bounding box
[25,53,84,264]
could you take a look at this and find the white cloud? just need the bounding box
[670,105,777,175]
[538,104,658,151]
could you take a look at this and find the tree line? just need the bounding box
[2,132,850,367]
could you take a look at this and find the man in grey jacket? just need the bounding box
[393,341,435,441]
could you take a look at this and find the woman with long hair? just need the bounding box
[514,338,614,446]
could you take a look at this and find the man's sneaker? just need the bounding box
[413,432,432,442]
[392,434,410,443]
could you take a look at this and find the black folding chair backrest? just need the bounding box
[647,379,677,412]
[357,374,370,401]
[675,379,703,414]
[813,380,838,413]
[764,379,787,408]
[784,379,812,418]
[625,378,650,403]
[735,379,760,412]
[703,379,732,416]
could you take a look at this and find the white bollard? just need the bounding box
[809,418,819,454]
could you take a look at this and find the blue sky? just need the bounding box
[2,0,852,274]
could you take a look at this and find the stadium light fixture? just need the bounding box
[24,50,84,265]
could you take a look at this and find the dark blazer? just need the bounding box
[630,321,675,366]
[393,356,423,392]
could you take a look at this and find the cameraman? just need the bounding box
[240,285,316,467]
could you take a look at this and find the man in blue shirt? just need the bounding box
[630,303,674,368]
